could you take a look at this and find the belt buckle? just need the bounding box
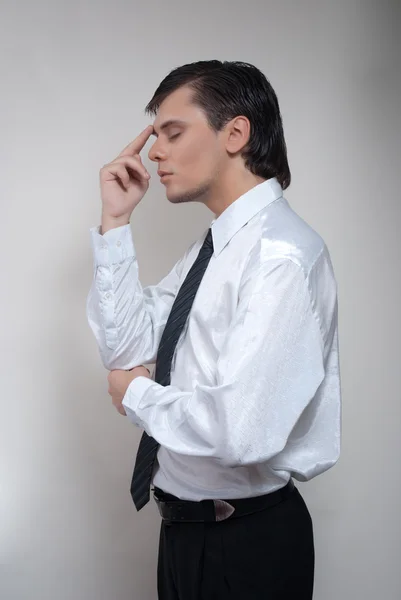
[213,499,235,521]
[154,491,235,522]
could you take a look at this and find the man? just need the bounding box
[86,60,341,599]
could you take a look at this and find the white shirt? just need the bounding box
[86,177,341,501]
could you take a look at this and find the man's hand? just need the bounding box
[107,366,151,416]
[100,126,153,220]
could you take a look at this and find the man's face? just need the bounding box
[148,85,225,204]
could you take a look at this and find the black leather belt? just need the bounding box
[153,479,295,522]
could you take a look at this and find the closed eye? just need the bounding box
[169,132,181,140]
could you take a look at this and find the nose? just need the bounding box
[148,138,167,163]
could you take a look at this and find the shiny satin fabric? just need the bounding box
[87,177,341,501]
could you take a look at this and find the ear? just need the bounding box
[224,116,251,154]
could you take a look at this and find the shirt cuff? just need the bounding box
[122,376,159,429]
[90,223,135,266]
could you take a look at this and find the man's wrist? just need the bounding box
[100,214,131,235]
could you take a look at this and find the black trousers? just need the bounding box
[157,484,314,599]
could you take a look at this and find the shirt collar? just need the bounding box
[210,177,283,257]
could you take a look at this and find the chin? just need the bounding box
[165,188,185,204]
[166,181,210,205]
[165,186,193,205]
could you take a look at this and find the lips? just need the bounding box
[159,172,173,184]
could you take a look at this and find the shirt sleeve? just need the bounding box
[86,223,197,371]
[122,258,326,467]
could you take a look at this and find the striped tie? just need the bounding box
[130,228,214,510]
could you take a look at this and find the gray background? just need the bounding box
[1,0,400,598]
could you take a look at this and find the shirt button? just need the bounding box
[105,292,112,300]
[116,240,121,247]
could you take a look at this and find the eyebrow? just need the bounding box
[151,119,187,137]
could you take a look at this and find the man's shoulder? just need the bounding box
[247,197,327,276]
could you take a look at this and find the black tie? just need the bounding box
[130,228,214,510]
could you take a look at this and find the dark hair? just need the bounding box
[145,60,291,190]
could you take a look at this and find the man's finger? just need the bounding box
[111,394,126,416]
[117,125,154,158]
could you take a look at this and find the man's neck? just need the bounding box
[206,171,267,218]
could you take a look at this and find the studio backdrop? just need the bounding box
[1,1,400,599]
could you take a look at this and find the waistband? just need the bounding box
[153,479,295,523]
